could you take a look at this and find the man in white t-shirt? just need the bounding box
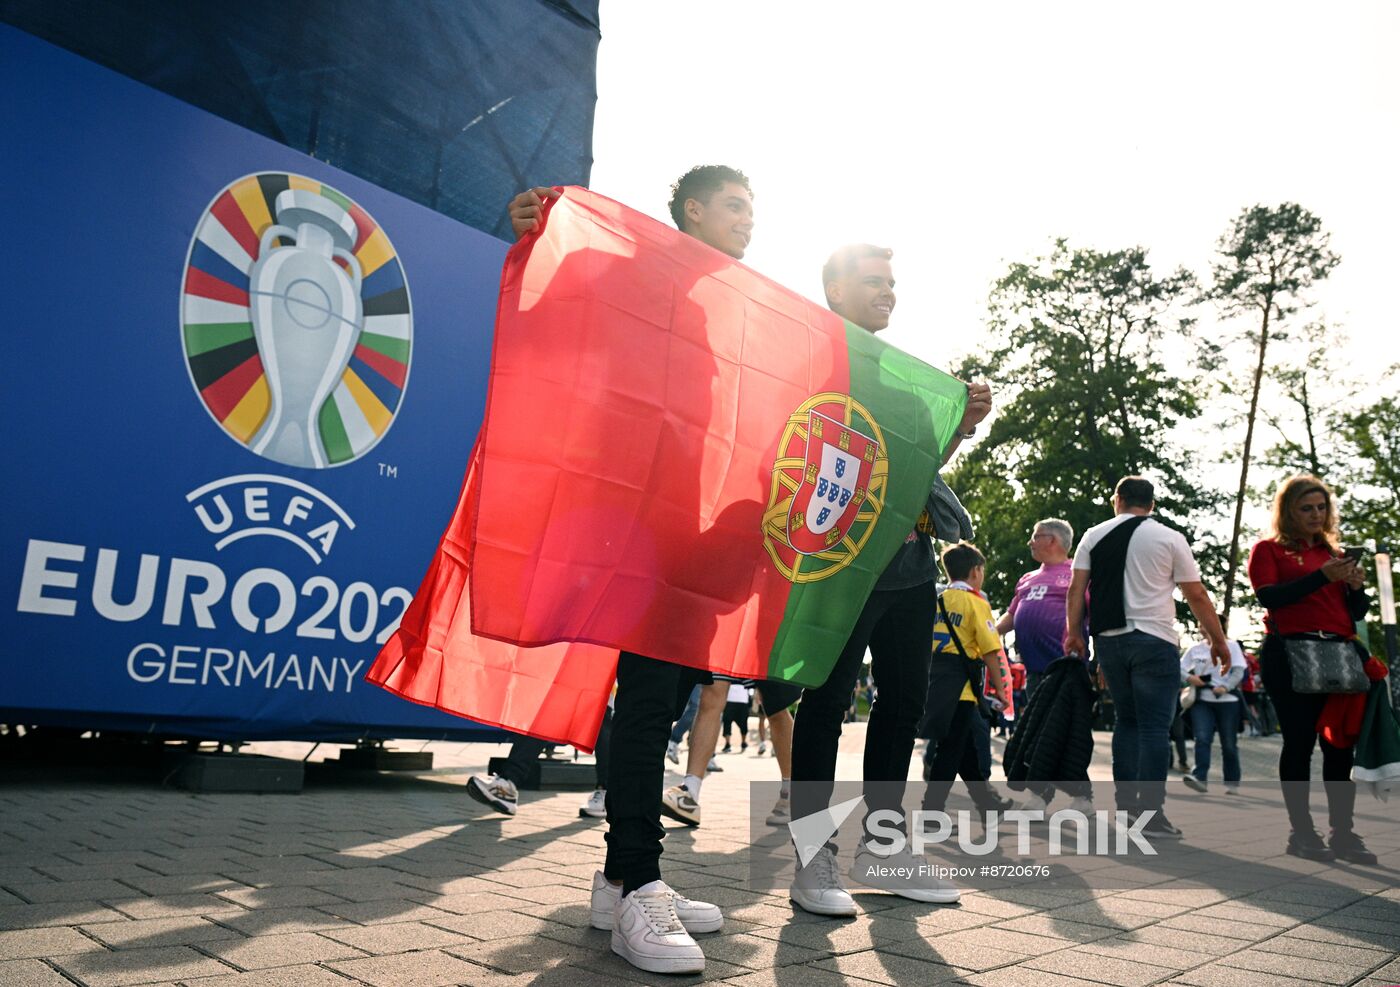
[1064,476,1228,840]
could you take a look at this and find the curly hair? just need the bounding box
[667,165,752,229]
[1270,474,1340,550]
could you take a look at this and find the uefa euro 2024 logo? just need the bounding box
[181,174,412,469]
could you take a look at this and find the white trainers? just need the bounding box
[1019,792,1051,815]
[1183,774,1208,793]
[790,845,857,916]
[853,842,960,903]
[666,741,680,765]
[757,741,768,756]
[661,784,701,826]
[465,774,518,816]
[1067,796,1095,816]
[590,872,722,933]
[610,882,706,974]
[579,787,607,818]
[1224,785,1240,795]
[765,795,791,827]
[706,756,723,773]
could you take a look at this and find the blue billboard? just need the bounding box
[2,26,510,740]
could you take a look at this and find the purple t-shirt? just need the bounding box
[1007,560,1082,673]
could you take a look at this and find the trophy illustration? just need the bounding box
[247,189,364,468]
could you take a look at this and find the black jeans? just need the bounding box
[722,701,749,744]
[792,581,935,829]
[603,651,707,893]
[496,705,613,790]
[1260,635,1357,834]
[923,701,983,811]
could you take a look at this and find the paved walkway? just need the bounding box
[2,727,1398,986]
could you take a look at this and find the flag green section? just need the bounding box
[767,321,967,686]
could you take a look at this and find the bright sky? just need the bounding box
[589,1,1399,380]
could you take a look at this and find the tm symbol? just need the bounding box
[378,463,398,478]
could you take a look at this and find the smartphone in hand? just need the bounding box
[1343,546,1364,563]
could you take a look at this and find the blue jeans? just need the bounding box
[1189,699,1241,786]
[1095,631,1180,812]
[669,685,702,745]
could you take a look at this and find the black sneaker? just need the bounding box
[1286,828,1335,862]
[1138,810,1183,839]
[1329,830,1378,866]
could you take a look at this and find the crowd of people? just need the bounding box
[455,166,1385,976]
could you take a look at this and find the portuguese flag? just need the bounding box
[368,187,966,748]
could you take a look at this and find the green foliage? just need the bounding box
[947,240,1223,608]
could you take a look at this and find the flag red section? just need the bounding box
[469,188,850,676]
[366,442,617,751]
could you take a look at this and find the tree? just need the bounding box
[947,240,1222,609]
[1209,204,1339,633]
[1258,321,1349,480]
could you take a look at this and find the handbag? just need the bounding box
[1283,633,1369,694]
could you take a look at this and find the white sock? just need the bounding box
[683,774,702,799]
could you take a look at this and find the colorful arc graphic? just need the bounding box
[181,173,412,468]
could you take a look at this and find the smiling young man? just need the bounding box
[788,244,993,916]
[476,165,752,977]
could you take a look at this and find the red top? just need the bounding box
[1247,538,1353,636]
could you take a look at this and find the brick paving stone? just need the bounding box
[959,969,1106,987]
[117,874,250,896]
[812,948,970,985]
[927,925,1077,957]
[1250,932,1395,966]
[879,936,1030,972]
[317,899,457,925]
[320,920,471,954]
[691,933,827,970]
[569,946,750,984]
[51,945,233,986]
[447,933,593,975]
[214,906,353,936]
[105,894,246,920]
[199,930,364,970]
[1022,949,1177,986]
[0,925,101,958]
[214,886,349,909]
[1110,924,1252,957]
[719,969,859,987]
[171,965,356,987]
[1285,922,1400,952]
[8,879,141,904]
[749,917,917,954]
[328,948,500,986]
[1217,947,1376,984]
[0,902,128,930]
[995,914,1123,944]
[426,909,551,940]
[1078,936,1219,971]
[0,958,75,987]
[81,917,243,949]
[1157,912,1283,941]
[1169,964,1334,987]
[413,889,537,914]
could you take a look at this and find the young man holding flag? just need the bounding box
[787,245,995,915]
[501,166,752,975]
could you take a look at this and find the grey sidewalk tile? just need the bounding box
[959,969,1110,987]
[199,930,364,970]
[1370,956,1400,981]
[51,945,233,985]
[317,899,458,925]
[172,965,356,986]
[1169,964,1338,987]
[81,917,243,949]
[570,946,749,984]
[927,925,1078,957]
[0,958,76,987]
[425,909,550,940]
[447,933,592,975]
[308,880,439,903]
[214,886,349,910]
[117,875,250,897]
[1250,931,1395,966]
[328,948,498,986]
[878,936,1031,972]
[692,933,827,970]
[1115,924,1259,957]
[0,902,128,930]
[1156,913,1286,941]
[28,863,161,883]
[720,968,860,987]
[995,914,1123,944]
[320,920,472,954]
[1078,937,1219,971]
[0,925,101,959]
[1022,949,1177,986]
[411,890,537,915]
[8,879,142,904]
[105,895,246,920]
[214,907,354,937]
[1216,947,1372,984]
[1284,922,1400,952]
[0,894,21,908]
[812,949,972,985]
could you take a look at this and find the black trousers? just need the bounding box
[1260,635,1357,834]
[603,652,707,893]
[496,705,613,790]
[791,580,935,830]
[722,701,749,743]
[923,701,984,811]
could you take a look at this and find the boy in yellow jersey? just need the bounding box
[920,542,1011,815]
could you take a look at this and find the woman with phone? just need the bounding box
[1247,475,1377,864]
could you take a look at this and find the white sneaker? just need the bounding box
[590,872,722,933]
[661,784,701,826]
[790,845,857,916]
[757,742,768,756]
[610,882,706,974]
[666,741,680,765]
[706,756,723,773]
[853,842,960,903]
[579,787,607,818]
[1067,796,1095,816]
[1224,785,1240,795]
[1183,774,1208,793]
[465,774,518,816]
[765,795,791,826]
